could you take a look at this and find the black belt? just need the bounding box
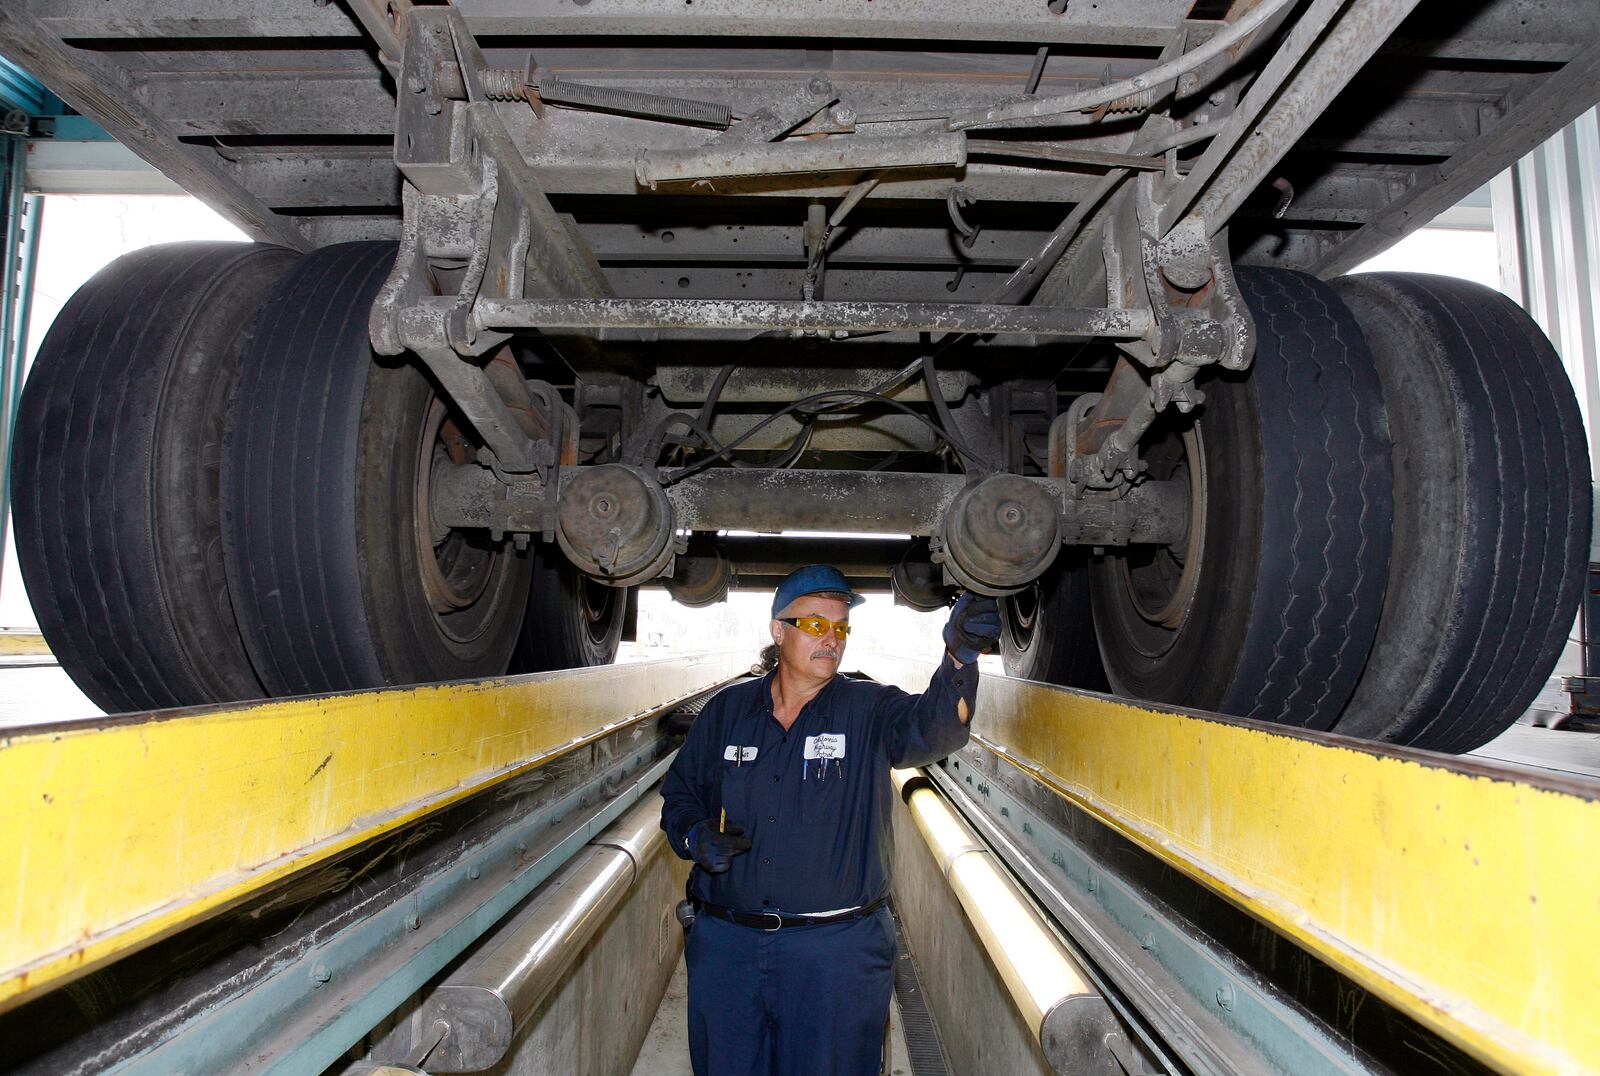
[696,897,886,931]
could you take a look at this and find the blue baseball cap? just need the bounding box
[771,564,867,617]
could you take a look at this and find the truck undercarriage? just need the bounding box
[2,0,1595,750]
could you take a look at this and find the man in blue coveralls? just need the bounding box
[660,563,1002,1075]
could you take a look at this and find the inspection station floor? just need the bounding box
[3,652,1598,1075]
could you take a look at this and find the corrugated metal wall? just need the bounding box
[1491,106,1600,683]
[1492,106,1600,482]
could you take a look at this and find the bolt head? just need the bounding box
[311,963,332,983]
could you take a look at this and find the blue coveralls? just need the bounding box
[660,657,978,1076]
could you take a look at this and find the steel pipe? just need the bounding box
[474,297,1154,338]
[891,769,1126,1076]
[635,132,965,186]
[417,795,668,1073]
[945,0,1295,130]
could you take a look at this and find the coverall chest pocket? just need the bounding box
[800,732,847,824]
[719,761,754,825]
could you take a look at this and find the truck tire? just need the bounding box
[508,547,627,672]
[1089,268,1394,729]
[1329,273,1589,752]
[223,242,533,695]
[12,241,298,713]
[1000,553,1108,690]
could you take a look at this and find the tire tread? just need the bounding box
[13,242,294,712]
[1222,268,1394,728]
[1334,274,1590,751]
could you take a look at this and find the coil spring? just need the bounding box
[480,68,531,101]
[477,68,735,128]
[1104,86,1157,114]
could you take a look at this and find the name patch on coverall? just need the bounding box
[723,745,759,762]
[803,733,846,760]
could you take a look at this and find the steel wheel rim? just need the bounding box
[1114,425,1205,636]
[415,395,503,640]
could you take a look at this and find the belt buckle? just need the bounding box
[760,911,784,932]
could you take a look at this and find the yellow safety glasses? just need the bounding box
[778,615,852,640]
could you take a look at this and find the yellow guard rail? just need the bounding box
[866,654,1600,1076]
[0,652,749,1014]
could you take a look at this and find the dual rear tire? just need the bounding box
[1004,268,1589,752]
[13,241,624,713]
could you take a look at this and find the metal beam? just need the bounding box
[1380,0,1598,64]
[23,139,184,195]
[0,7,308,248]
[291,213,402,245]
[220,148,399,209]
[140,71,395,138]
[1234,166,1415,223]
[715,534,909,579]
[1315,41,1600,275]
[212,146,1115,213]
[474,296,1153,337]
[22,0,1188,47]
[1159,0,1425,237]
[1298,91,1496,157]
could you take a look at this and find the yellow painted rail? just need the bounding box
[866,655,1600,1076]
[0,653,749,1014]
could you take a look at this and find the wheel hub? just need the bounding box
[1116,427,1204,631]
[940,474,1061,595]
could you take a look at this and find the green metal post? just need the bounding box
[0,135,42,601]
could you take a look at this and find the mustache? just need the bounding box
[811,648,841,661]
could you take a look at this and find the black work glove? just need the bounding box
[686,820,752,873]
[943,592,1002,664]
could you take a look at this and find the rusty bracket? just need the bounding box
[1066,170,1256,491]
[371,7,612,474]
[709,73,838,145]
[1122,170,1255,378]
